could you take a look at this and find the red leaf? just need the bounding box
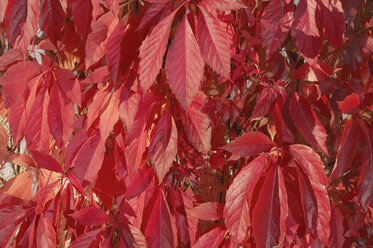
[261,0,293,58]
[330,118,360,181]
[0,61,42,108]
[181,94,212,154]
[221,131,274,157]
[8,96,27,144]
[169,188,197,247]
[25,86,51,152]
[149,107,178,183]
[145,190,175,248]
[193,227,226,248]
[252,165,281,248]
[69,228,105,248]
[118,88,141,131]
[105,17,139,83]
[0,125,9,160]
[189,202,224,221]
[203,0,246,11]
[139,8,178,92]
[224,155,268,244]
[3,0,27,44]
[47,83,75,147]
[71,206,110,226]
[125,167,153,199]
[291,0,322,58]
[137,3,168,30]
[67,0,93,39]
[289,144,330,246]
[290,92,328,155]
[251,87,277,119]
[36,217,56,248]
[0,48,22,71]
[197,5,232,78]
[337,93,360,114]
[99,88,120,141]
[72,132,106,184]
[14,0,40,58]
[289,144,328,187]
[166,14,204,109]
[54,68,81,106]
[85,12,117,68]
[29,150,63,173]
[39,0,65,44]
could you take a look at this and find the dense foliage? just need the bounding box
[0,0,372,247]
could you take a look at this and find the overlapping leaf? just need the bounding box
[166,14,204,109]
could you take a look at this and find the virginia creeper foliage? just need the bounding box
[0,0,372,247]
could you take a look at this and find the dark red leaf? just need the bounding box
[290,92,328,155]
[330,118,360,181]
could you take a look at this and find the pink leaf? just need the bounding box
[166,14,204,109]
